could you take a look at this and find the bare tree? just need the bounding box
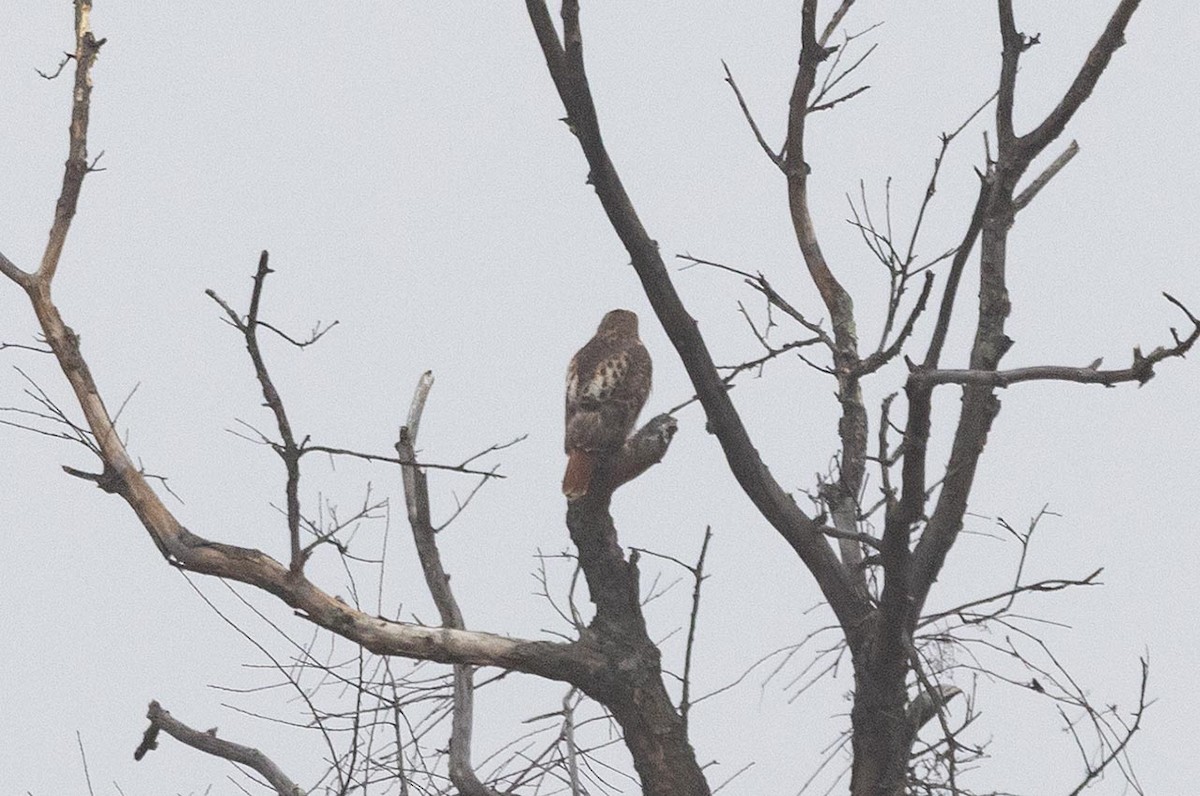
[3,2,1193,795]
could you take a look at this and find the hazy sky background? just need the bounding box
[2,2,1197,794]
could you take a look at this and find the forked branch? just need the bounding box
[525,0,870,633]
[0,0,617,692]
[207,252,305,571]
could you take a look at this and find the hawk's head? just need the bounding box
[598,308,639,337]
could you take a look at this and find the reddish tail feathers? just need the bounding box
[562,450,595,499]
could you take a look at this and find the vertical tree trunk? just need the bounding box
[567,495,712,796]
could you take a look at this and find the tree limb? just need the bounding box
[722,60,783,169]
[1020,0,1141,157]
[525,0,871,633]
[207,253,304,571]
[911,0,1148,619]
[396,372,499,796]
[1013,140,1079,213]
[911,304,1199,390]
[136,700,303,796]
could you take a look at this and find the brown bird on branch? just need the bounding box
[563,309,652,499]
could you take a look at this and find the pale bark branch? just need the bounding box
[609,413,678,489]
[1,5,602,686]
[396,372,500,796]
[786,0,879,616]
[1013,140,1079,213]
[0,250,31,288]
[6,31,658,760]
[38,1,104,285]
[136,701,304,796]
[818,0,858,48]
[0,1,103,292]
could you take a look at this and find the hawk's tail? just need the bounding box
[562,450,594,499]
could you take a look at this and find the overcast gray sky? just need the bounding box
[2,3,1198,794]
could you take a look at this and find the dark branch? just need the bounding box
[302,443,508,479]
[912,297,1199,389]
[1066,657,1150,796]
[207,252,304,571]
[1020,0,1141,157]
[526,0,870,634]
[722,60,784,169]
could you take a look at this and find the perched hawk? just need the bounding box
[563,309,653,499]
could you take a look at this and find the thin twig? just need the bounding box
[721,61,784,169]
[77,731,95,796]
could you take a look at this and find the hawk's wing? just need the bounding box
[569,349,633,407]
[563,325,652,499]
[565,342,650,453]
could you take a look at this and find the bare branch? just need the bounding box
[136,701,304,796]
[38,2,105,285]
[562,689,583,795]
[207,252,304,571]
[36,52,74,80]
[303,443,508,479]
[811,37,877,112]
[921,179,989,370]
[76,731,95,796]
[397,371,500,796]
[0,339,52,354]
[903,88,998,272]
[1013,140,1080,213]
[921,570,1103,628]
[1066,657,1150,796]
[908,0,1146,628]
[817,522,881,551]
[0,30,609,683]
[809,84,870,113]
[1020,0,1142,157]
[912,299,1199,389]
[525,0,870,637]
[722,60,784,169]
[855,271,935,377]
[257,318,340,349]
[1,4,106,293]
[680,255,839,353]
[0,250,32,289]
[677,527,712,733]
[818,0,858,47]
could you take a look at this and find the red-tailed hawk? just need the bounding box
[563,309,653,499]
